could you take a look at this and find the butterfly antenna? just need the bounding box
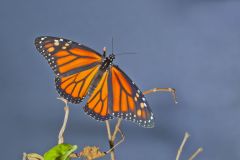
[111,37,137,56]
[115,52,138,56]
[112,37,114,55]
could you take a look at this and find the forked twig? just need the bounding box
[106,87,177,160]
[105,128,125,154]
[176,132,203,160]
[105,118,122,160]
[57,97,70,144]
[105,120,115,160]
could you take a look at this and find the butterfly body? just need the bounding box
[35,36,154,128]
[87,54,115,99]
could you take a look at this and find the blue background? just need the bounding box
[0,0,239,159]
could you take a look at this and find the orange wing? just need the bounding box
[55,65,100,103]
[35,36,102,77]
[84,71,113,121]
[35,36,103,103]
[110,65,154,128]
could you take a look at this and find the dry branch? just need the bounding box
[57,97,70,144]
[188,147,203,160]
[176,132,203,160]
[176,132,190,160]
[23,87,183,160]
[24,86,204,160]
[105,118,122,160]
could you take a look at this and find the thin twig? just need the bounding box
[176,132,190,160]
[112,119,122,141]
[143,88,178,104]
[105,120,112,141]
[106,118,122,160]
[105,120,115,160]
[188,147,203,160]
[106,128,125,154]
[57,97,70,144]
[22,153,27,160]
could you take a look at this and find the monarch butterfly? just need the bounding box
[35,36,154,128]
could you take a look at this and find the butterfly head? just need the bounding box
[103,47,115,59]
[102,47,115,62]
[109,54,115,61]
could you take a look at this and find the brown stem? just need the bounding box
[112,119,122,142]
[105,118,122,160]
[105,128,125,154]
[176,132,203,160]
[176,132,190,160]
[57,97,70,144]
[143,87,177,104]
[105,120,115,160]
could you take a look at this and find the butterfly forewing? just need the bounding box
[35,36,102,77]
[35,36,103,103]
[109,65,154,128]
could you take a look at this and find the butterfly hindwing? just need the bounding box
[84,71,113,121]
[55,65,100,104]
[109,65,154,128]
[35,36,102,77]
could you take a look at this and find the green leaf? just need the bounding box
[43,143,77,160]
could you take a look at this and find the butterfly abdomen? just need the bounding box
[88,56,113,96]
[88,70,105,96]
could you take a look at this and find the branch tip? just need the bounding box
[188,147,203,160]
